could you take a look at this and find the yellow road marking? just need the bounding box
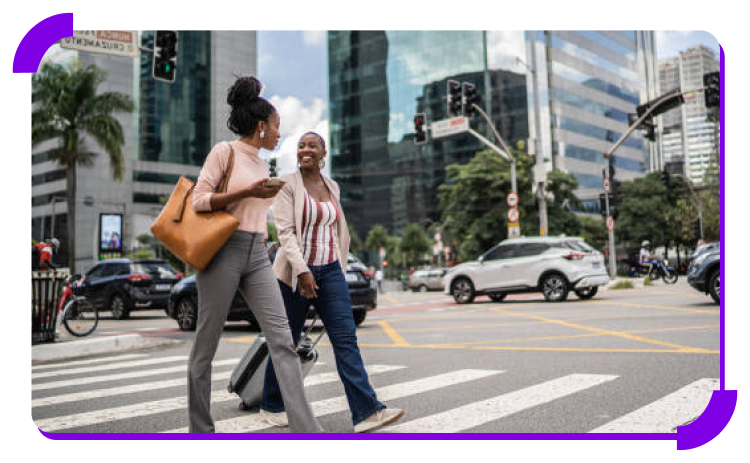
[377,321,410,346]
[492,308,714,353]
[597,300,717,314]
[226,335,260,344]
[330,342,718,355]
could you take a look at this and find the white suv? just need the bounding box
[443,236,609,303]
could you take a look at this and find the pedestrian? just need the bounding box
[375,268,384,294]
[187,76,323,433]
[261,131,404,432]
[35,238,59,271]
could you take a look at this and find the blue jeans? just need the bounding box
[261,260,385,425]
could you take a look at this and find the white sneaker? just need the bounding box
[259,409,288,427]
[354,408,404,433]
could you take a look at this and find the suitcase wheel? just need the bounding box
[227,384,233,393]
[238,401,250,411]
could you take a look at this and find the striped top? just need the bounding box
[301,190,339,266]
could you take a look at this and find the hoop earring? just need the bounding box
[260,131,265,139]
[319,159,326,169]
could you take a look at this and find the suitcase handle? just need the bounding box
[298,312,327,351]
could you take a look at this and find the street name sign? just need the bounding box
[61,31,139,58]
[431,117,469,139]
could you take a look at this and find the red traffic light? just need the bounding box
[382,260,388,267]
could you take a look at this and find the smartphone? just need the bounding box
[264,178,285,188]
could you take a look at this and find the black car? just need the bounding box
[71,259,183,319]
[167,253,377,331]
[687,248,720,304]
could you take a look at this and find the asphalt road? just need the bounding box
[33,279,719,434]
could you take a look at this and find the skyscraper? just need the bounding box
[658,45,719,184]
[32,31,257,272]
[328,31,658,236]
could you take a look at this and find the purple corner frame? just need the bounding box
[20,20,735,448]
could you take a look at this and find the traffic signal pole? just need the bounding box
[467,104,517,194]
[602,89,703,277]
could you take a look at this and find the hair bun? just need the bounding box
[227,76,263,107]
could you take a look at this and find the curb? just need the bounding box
[32,334,181,364]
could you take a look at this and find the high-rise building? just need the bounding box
[32,31,257,272]
[658,45,719,184]
[328,31,658,236]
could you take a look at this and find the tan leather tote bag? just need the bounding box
[150,144,240,270]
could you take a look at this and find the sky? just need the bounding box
[259,30,720,176]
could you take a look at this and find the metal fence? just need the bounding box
[31,271,69,344]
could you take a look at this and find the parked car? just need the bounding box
[409,268,447,292]
[167,252,377,331]
[443,236,609,303]
[687,248,720,304]
[67,259,183,319]
[688,242,719,265]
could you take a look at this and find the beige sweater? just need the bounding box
[192,140,272,236]
[273,171,351,291]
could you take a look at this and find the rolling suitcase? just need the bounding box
[227,313,326,411]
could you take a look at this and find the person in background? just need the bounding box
[639,240,656,275]
[35,238,59,271]
[375,268,384,293]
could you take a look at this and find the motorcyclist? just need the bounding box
[639,240,655,275]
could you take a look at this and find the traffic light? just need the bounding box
[413,113,427,145]
[153,31,178,83]
[703,71,720,108]
[462,82,478,117]
[642,119,656,142]
[447,80,462,117]
[599,193,619,219]
[693,219,702,240]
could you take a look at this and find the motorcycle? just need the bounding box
[642,257,679,284]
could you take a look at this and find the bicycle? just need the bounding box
[58,275,99,337]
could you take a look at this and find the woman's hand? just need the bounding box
[298,272,319,299]
[245,178,283,199]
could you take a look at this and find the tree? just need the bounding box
[399,223,432,268]
[616,172,672,252]
[365,224,390,254]
[267,223,278,243]
[32,60,134,273]
[438,147,582,261]
[348,224,362,254]
[579,216,608,252]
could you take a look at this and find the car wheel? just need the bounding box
[488,292,506,302]
[708,269,720,304]
[451,278,475,304]
[110,293,130,320]
[353,309,367,326]
[419,284,429,293]
[541,273,569,302]
[176,298,197,331]
[574,286,598,300]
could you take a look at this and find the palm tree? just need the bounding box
[32,59,134,273]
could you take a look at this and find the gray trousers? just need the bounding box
[188,231,323,433]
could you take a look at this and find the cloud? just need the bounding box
[302,31,326,47]
[266,95,329,177]
[486,31,526,71]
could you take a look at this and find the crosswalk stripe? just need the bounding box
[381,374,619,433]
[168,369,503,433]
[32,358,239,392]
[32,364,402,409]
[32,356,189,380]
[35,365,403,432]
[32,354,148,372]
[589,378,718,433]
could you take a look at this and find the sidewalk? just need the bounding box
[32,333,181,364]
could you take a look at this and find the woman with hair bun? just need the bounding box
[187,76,323,433]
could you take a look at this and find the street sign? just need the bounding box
[506,192,518,208]
[603,178,610,193]
[507,207,519,223]
[60,31,139,58]
[431,117,469,139]
[379,247,386,259]
[508,224,521,238]
[606,216,615,232]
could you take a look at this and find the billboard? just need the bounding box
[99,213,123,256]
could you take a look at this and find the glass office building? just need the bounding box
[328,31,658,236]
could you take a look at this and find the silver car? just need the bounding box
[409,268,447,292]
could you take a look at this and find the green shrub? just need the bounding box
[643,277,653,287]
[610,280,635,290]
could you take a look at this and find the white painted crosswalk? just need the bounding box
[31,353,718,434]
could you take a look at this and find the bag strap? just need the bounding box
[173,143,236,223]
[215,142,236,194]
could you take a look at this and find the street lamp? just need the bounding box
[43,195,66,241]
